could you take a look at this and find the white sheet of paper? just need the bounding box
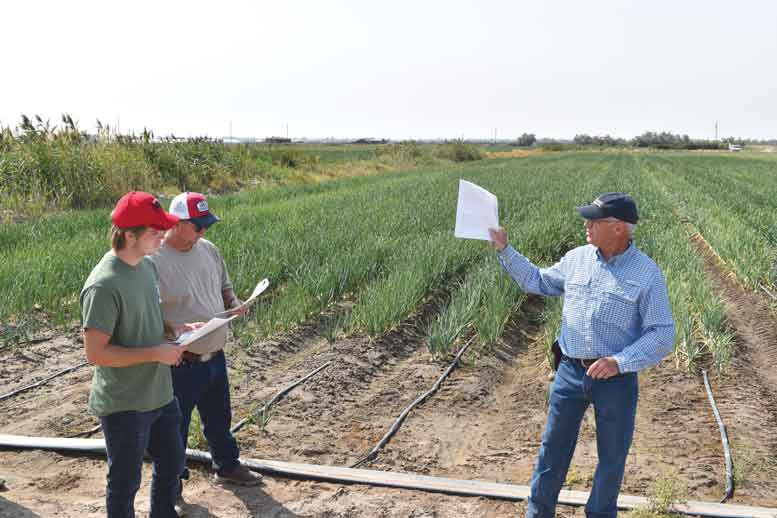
[175,315,237,349]
[212,278,270,318]
[454,180,499,240]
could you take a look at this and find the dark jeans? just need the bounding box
[100,398,184,518]
[173,350,240,479]
[527,356,639,518]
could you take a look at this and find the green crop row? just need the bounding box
[3,151,773,375]
[422,153,622,357]
[642,155,777,288]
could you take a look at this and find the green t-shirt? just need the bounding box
[80,252,173,416]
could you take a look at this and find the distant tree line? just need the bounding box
[515,131,776,150]
[571,132,770,150]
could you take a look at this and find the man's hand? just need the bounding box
[171,322,205,339]
[155,344,184,366]
[489,227,508,252]
[226,299,248,317]
[586,357,621,379]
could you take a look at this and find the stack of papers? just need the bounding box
[175,278,271,354]
[175,316,237,350]
[213,278,270,317]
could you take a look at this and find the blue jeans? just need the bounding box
[173,350,240,478]
[527,356,639,518]
[100,398,184,518]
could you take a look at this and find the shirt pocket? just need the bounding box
[595,280,642,328]
[564,271,591,301]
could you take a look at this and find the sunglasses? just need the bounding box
[187,220,210,232]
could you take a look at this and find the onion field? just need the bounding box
[2,151,777,516]
[2,152,766,369]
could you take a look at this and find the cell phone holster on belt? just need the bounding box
[551,340,562,371]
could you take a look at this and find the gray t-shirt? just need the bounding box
[151,238,233,353]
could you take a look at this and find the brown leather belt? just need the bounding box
[181,351,214,363]
[578,358,598,369]
[564,355,598,369]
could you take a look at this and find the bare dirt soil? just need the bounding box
[2,252,777,517]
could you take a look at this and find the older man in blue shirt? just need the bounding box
[489,192,675,518]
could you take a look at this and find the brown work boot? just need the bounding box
[214,464,262,487]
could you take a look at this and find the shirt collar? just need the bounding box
[595,240,635,266]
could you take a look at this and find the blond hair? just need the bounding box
[110,225,146,251]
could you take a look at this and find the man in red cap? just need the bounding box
[81,191,200,518]
[152,192,261,513]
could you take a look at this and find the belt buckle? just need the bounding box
[579,358,595,369]
[199,352,213,362]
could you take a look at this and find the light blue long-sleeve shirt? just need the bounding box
[497,242,675,373]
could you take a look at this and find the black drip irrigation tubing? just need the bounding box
[702,369,734,503]
[0,336,53,351]
[0,361,88,403]
[758,283,777,302]
[69,423,102,438]
[351,335,475,468]
[231,360,332,434]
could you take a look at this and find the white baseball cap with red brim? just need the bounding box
[169,192,220,229]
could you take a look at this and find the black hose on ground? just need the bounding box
[230,360,332,434]
[758,283,777,302]
[0,362,88,403]
[702,369,734,502]
[68,423,102,438]
[351,335,475,468]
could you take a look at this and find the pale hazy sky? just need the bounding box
[3,0,776,140]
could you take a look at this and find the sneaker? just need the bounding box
[174,494,189,517]
[214,464,263,487]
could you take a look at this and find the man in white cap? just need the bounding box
[151,192,261,513]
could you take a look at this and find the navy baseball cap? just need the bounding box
[576,192,639,224]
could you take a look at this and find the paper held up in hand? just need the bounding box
[454,180,499,240]
[213,278,270,318]
[175,315,237,351]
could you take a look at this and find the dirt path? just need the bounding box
[368,298,749,505]
[690,234,777,501]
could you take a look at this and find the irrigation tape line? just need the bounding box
[758,283,777,302]
[0,361,88,403]
[351,335,476,468]
[702,369,734,502]
[1,434,774,518]
[68,423,102,438]
[0,336,53,351]
[231,360,332,434]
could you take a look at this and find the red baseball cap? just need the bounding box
[111,192,180,230]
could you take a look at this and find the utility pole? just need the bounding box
[715,120,718,141]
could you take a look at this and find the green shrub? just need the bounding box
[434,140,484,162]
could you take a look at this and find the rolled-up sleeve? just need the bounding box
[496,245,567,297]
[613,269,675,373]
